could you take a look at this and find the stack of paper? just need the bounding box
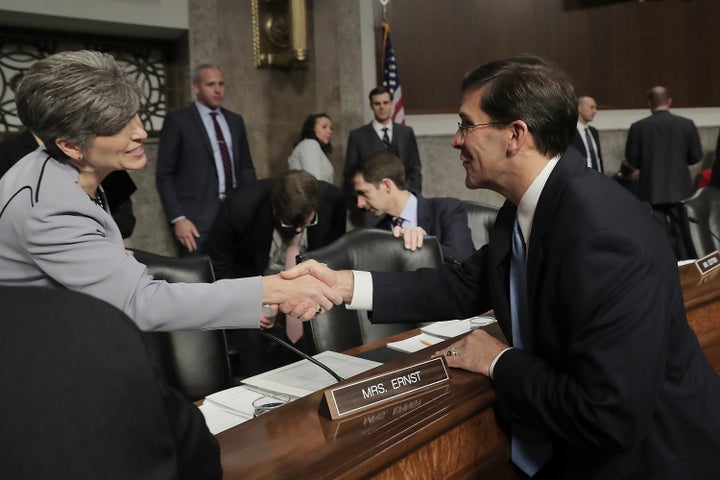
[241,351,381,398]
[199,385,274,434]
[387,315,497,353]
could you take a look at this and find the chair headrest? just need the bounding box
[298,229,443,271]
[129,249,215,283]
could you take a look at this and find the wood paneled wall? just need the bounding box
[374,0,720,113]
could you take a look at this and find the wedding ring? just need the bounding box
[316,305,324,314]
[446,347,459,357]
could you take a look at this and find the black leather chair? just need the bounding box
[679,187,720,258]
[130,249,232,400]
[297,229,444,352]
[462,200,499,249]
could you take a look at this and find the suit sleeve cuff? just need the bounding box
[489,347,513,379]
[347,270,373,310]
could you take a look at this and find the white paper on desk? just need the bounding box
[420,315,497,339]
[205,385,269,418]
[242,351,381,398]
[387,332,444,353]
[198,402,249,435]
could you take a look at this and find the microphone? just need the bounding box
[258,329,344,382]
[687,216,720,244]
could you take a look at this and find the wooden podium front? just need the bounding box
[216,264,720,479]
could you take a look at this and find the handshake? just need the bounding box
[261,260,354,322]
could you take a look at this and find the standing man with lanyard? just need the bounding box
[157,64,256,255]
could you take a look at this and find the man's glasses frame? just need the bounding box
[279,212,318,230]
[456,121,505,138]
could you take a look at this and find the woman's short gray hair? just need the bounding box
[16,50,142,160]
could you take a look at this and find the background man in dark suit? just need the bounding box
[625,85,702,204]
[344,86,422,227]
[352,150,474,262]
[570,95,604,173]
[206,170,346,378]
[287,56,720,478]
[156,63,256,255]
[0,286,221,480]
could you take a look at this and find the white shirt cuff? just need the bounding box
[347,270,373,310]
[489,347,513,379]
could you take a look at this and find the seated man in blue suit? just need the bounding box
[352,151,474,263]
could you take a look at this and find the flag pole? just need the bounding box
[379,0,389,71]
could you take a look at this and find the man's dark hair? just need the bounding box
[271,170,320,226]
[646,86,670,109]
[369,85,393,102]
[298,113,332,154]
[461,55,577,157]
[352,151,406,190]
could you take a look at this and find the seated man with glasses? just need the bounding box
[206,170,346,377]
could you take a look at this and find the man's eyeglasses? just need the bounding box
[279,212,318,230]
[456,121,505,138]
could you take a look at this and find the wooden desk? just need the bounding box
[217,263,720,479]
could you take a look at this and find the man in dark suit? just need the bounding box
[344,86,422,226]
[0,286,221,480]
[287,56,720,478]
[570,95,604,173]
[206,170,346,377]
[0,129,137,238]
[625,85,702,204]
[352,150,474,263]
[156,64,256,255]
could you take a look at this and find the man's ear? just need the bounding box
[507,120,529,155]
[380,178,395,192]
[55,138,83,161]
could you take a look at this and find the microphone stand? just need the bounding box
[259,330,344,382]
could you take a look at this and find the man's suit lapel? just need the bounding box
[362,123,384,151]
[392,123,404,157]
[189,106,215,165]
[416,195,432,229]
[526,151,581,319]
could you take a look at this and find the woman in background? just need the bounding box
[288,113,334,183]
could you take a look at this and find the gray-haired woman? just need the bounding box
[0,50,339,331]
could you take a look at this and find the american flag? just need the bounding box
[381,19,405,124]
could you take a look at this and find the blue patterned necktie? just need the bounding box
[381,127,391,149]
[584,127,599,172]
[509,217,552,477]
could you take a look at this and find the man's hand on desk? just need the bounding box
[432,329,509,378]
[281,260,355,304]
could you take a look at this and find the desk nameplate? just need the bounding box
[319,357,450,420]
[695,251,720,276]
